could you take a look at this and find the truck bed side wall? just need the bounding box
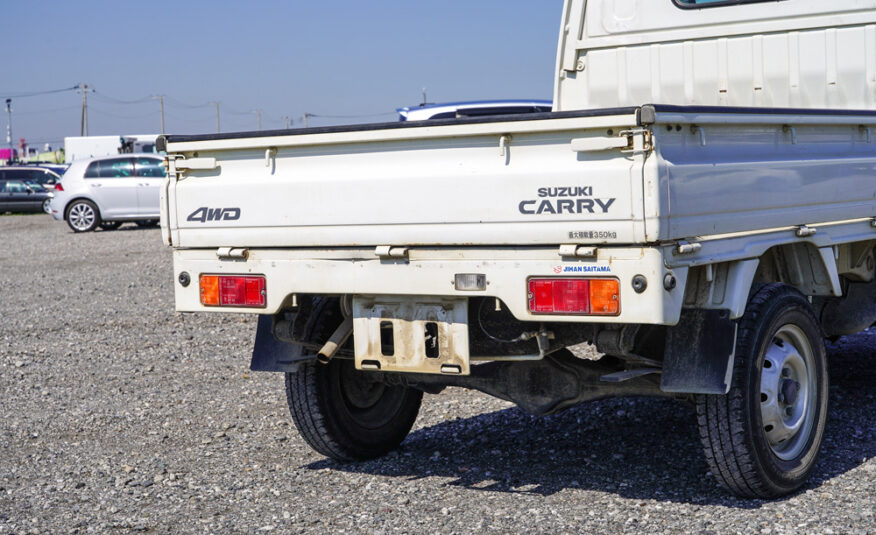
[650,122,876,241]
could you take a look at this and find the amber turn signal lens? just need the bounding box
[199,275,220,306]
[589,279,620,315]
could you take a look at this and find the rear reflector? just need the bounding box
[527,277,619,315]
[199,274,266,307]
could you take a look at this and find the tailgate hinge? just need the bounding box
[375,246,409,259]
[217,247,249,260]
[558,244,597,258]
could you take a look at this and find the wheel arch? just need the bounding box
[63,195,103,220]
[679,241,869,322]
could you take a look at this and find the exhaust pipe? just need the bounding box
[317,316,354,364]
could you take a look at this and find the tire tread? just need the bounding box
[696,283,822,498]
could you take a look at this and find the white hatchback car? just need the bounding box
[50,154,165,232]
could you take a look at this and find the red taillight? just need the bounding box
[527,277,619,315]
[200,274,266,307]
[54,182,63,191]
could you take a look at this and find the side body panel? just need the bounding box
[645,112,876,241]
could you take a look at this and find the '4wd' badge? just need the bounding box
[187,207,241,222]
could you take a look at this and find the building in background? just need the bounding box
[64,134,159,163]
[0,148,17,163]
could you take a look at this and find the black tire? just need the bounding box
[136,219,159,227]
[696,284,828,498]
[99,221,122,231]
[285,298,423,461]
[65,200,100,233]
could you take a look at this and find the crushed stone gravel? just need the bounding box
[0,214,873,534]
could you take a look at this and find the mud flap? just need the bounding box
[250,315,311,372]
[661,309,737,394]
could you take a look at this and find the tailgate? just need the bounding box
[162,109,649,248]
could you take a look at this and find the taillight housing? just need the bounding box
[199,274,266,307]
[527,277,619,316]
[54,182,63,191]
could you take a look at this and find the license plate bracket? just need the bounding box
[352,296,470,375]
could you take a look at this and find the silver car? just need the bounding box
[49,154,165,232]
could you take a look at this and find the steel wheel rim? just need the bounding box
[759,324,817,460]
[69,203,95,231]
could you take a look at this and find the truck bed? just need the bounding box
[160,105,876,250]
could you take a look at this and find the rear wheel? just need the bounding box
[284,298,422,461]
[42,198,52,214]
[696,284,828,498]
[66,200,100,233]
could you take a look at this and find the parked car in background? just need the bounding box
[49,154,165,232]
[397,99,552,121]
[0,178,53,214]
[0,165,64,195]
[23,162,69,178]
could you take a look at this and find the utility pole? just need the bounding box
[253,109,262,130]
[284,116,291,129]
[209,101,220,133]
[5,99,12,161]
[152,95,166,134]
[78,83,90,136]
[302,113,311,128]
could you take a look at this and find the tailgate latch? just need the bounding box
[570,128,652,154]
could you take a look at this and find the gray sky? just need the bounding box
[4,1,564,149]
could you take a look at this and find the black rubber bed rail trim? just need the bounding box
[157,106,641,148]
[641,103,876,121]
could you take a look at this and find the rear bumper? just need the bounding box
[172,246,688,325]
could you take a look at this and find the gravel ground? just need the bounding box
[0,214,873,535]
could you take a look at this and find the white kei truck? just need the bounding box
[156,0,876,498]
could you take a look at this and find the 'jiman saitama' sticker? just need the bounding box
[552,265,611,274]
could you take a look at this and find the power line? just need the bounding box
[0,86,78,99]
[164,95,211,109]
[91,90,152,105]
[89,106,159,119]
[14,105,81,116]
